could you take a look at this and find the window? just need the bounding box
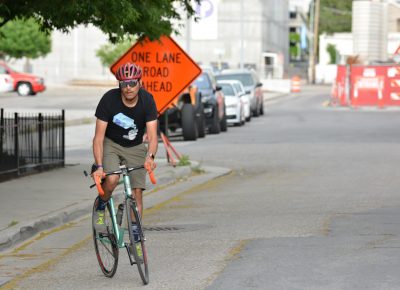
[219,83,235,96]
[289,11,297,19]
[397,19,400,32]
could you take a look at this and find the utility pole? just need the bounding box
[309,0,320,84]
[240,0,244,69]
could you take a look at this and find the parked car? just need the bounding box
[216,69,264,117]
[0,62,46,96]
[194,71,227,134]
[0,69,14,93]
[217,80,245,126]
[230,80,251,122]
[158,85,206,141]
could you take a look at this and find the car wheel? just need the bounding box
[17,82,33,96]
[196,103,206,138]
[181,104,198,141]
[209,105,221,134]
[253,106,259,117]
[241,109,246,125]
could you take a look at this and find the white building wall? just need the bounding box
[9,25,111,85]
[174,0,288,76]
[173,0,264,71]
[352,1,388,62]
[319,33,353,65]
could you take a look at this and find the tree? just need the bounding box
[96,38,135,68]
[0,18,51,61]
[0,0,201,43]
[326,43,337,64]
[289,33,300,59]
[319,0,352,34]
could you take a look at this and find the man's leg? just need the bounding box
[133,188,144,218]
[94,138,120,230]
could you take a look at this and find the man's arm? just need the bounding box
[145,119,158,170]
[93,119,108,173]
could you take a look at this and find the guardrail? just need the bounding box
[0,108,65,181]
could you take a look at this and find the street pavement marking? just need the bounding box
[202,239,250,289]
[145,170,235,217]
[0,221,80,260]
[1,235,91,290]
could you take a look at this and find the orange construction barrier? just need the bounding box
[291,76,301,93]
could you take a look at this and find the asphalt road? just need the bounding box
[4,85,400,289]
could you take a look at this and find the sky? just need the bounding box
[289,0,312,12]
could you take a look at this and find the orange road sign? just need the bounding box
[110,35,202,115]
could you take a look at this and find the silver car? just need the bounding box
[216,69,264,117]
[217,80,245,126]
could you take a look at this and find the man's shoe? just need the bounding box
[135,243,142,257]
[132,223,141,242]
[129,243,143,262]
[93,210,107,232]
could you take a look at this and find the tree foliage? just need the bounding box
[289,33,300,59]
[0,0,200,43]
[0,18,51,60]
[319,0,352,34]
[326,43,337,64]
[96,38,135,68]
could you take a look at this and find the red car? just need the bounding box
[0,62,46,96]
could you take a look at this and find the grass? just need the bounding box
[191,165,205,175]
[177,155,191,166]
[7,220,19,228]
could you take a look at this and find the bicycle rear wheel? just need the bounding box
[92,197,119,278]
[126,198,149,285]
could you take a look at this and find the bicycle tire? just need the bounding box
[92,197,119,278]
[126,198,149,284]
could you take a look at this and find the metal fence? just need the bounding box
[0,109,65,181]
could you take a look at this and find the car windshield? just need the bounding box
[219,84,235,96]
[216,73,254,86]
[233,83,243,93]
[194,74,211,90]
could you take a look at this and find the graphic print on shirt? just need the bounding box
[112,113,138,140]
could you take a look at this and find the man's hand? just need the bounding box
[92,168,104,181]
[144,156,157,171]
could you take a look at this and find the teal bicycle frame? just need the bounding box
[105,170,133,248]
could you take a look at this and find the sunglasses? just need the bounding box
[119,79,139,88]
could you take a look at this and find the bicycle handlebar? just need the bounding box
[90,165,157,197]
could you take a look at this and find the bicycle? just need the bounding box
[84,164,156,284]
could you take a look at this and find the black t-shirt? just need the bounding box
[95,88,158,147]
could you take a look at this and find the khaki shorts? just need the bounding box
[103,138,147,190]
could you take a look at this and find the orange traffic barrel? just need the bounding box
[291,76,301,93]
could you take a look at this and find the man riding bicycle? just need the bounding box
[92,62,158,241]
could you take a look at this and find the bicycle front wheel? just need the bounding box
[92,197,119,278]
[126,198,149,285]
